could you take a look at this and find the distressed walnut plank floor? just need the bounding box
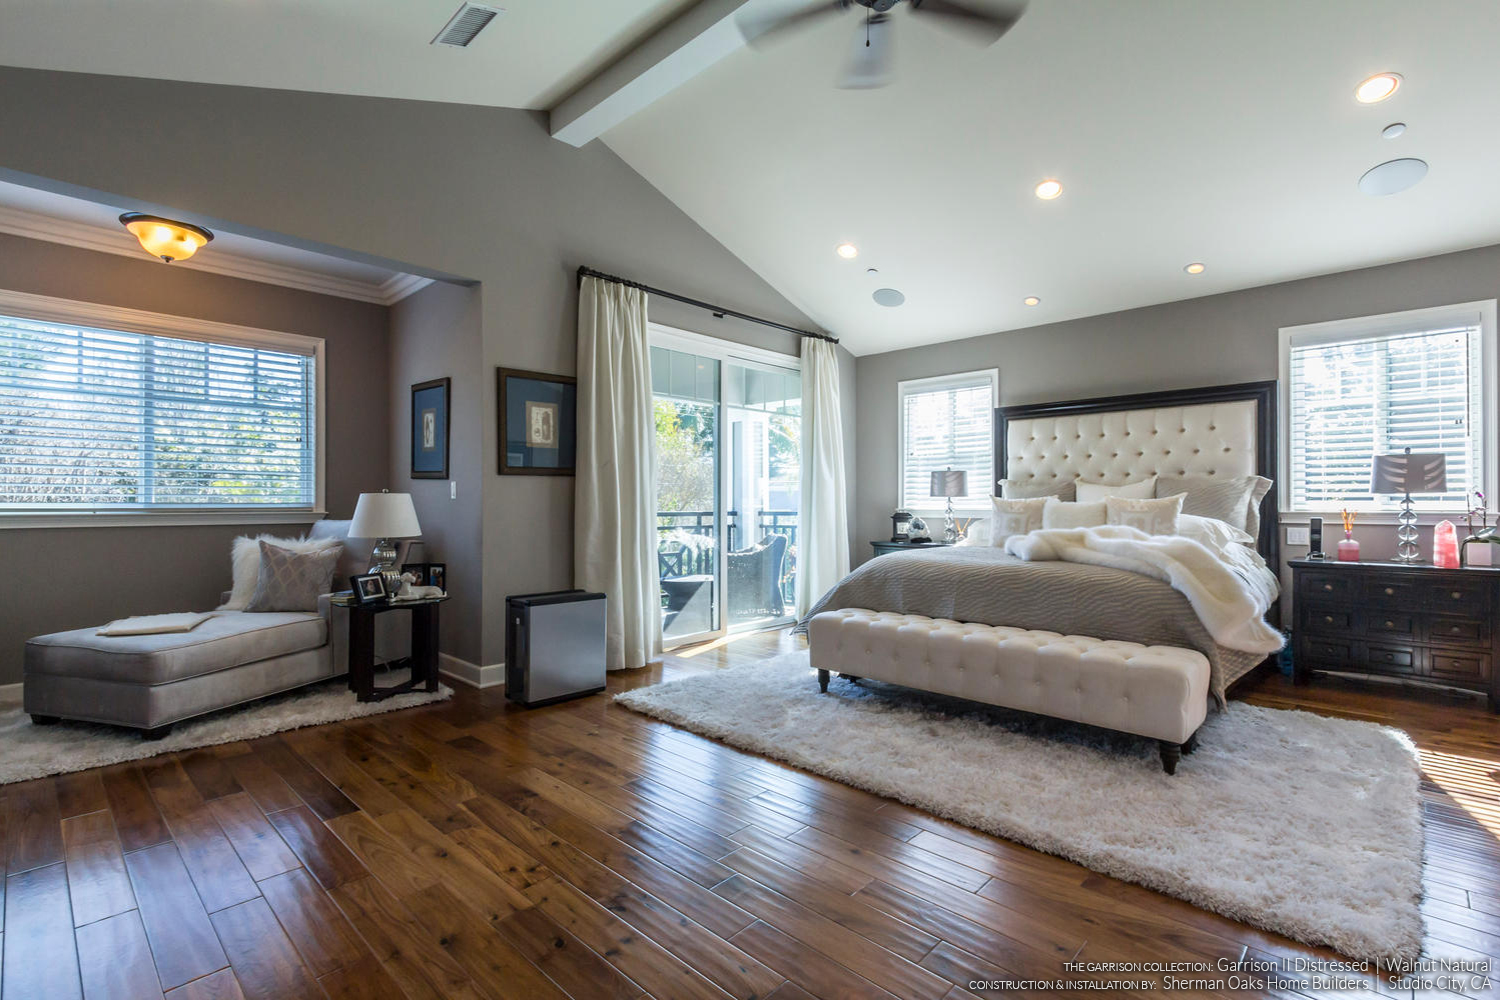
[1,627,1497,999]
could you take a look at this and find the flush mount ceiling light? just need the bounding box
[1023,296,1040,306]
[119,213,214,263]
[1359,157,1428,196]
[836,242,859,259]
[1355,72,1402,104]
[872,287,905,307]
[1184,262,1205,274]
[1034,179,1063,200]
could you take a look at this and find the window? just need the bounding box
[1280,301,1496,512]
[898,369,998,512]
[0,289,323,521]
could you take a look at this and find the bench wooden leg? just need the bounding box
[817,669,829,693]
[29,714,60,726]
[1158,740,1182,775]
[1182,730,1200,755]
[141,724,174,741]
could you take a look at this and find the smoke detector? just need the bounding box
[432,3,503,47]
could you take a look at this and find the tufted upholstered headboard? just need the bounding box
[994,380,1279,568]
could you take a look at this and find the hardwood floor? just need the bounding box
[2,627,1497,999]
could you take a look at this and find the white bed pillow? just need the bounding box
[219,534,341,610]
[1177,513,1255,549]
[1041,499,1107,530]
[1155,474,1272,537]
[1076,476,1158,502]
[999,478,1076,502]
[1105,494,1184,535]
[989,496,1048,545]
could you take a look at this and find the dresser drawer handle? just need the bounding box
[1324,583,1334,592]
[1383,653,1395,661]
[1324,616,1334,624]
[1384,587,1395,596]
[1450,625,1462,633]
[1451,591,1463,600]
[1385,620,1395,628]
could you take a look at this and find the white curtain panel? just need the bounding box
[574,276,663,670]
[795,337,850,616]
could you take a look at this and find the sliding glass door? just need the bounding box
[652,329,801,647]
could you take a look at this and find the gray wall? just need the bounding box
[855,242,1500,590]
[0,232,390,683]
[0,67,855,668]
[388,280,484,665]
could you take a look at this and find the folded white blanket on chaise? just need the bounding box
[96,612,215,636]
[1004,525,1283,655]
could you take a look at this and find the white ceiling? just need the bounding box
[0,0,696,110]
[602,0,1500,354]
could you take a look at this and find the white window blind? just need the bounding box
[900,372,995,512]
[0,312,317,510]
[1288,321,1482,510]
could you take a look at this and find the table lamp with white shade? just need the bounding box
[349,490,422,592]
[1370,448,1446,564]
[930,468,968,544]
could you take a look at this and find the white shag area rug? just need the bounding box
[1,668,451,785]
[615,652,1424,962]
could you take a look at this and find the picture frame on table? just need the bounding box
[411,377,451,479]
[497,367,576,475]
[425,563,446,591]
[400,562,429,585]
[350,572,388,605]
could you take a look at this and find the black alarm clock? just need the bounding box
[891,509,913,542]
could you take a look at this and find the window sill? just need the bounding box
[0,509,328,530]
[1279,510,1477,528]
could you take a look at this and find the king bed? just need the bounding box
[801,380,1284,769]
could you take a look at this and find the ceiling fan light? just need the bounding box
[119,213,213,263]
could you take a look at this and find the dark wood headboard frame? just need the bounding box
[994,379,1280,570]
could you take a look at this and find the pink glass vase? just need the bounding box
[1336,531,1360,562]
[1433,520,1460,569]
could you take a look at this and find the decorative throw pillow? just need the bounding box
[1076,476,1158,502]
[1041,499,1107,530]
[1155,475,1272,536]
[245,540,342,613]
[989,496,1048,545]
[1105,494,1184,535]
[1177,513,1255,549]
[999,478,1077,502]
[220,534,345,611]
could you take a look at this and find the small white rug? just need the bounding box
[1,668,451,785]
[615,652,1424,962]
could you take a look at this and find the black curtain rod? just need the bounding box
[577,266,837,345]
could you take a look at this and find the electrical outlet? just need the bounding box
[1286,525,1310,546]
[450,480,457,500]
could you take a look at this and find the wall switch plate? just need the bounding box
[450,480,457,500]
[1286,525,1310,546]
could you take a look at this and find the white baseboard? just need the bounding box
[0,681,21,700]
[438,653,505,690]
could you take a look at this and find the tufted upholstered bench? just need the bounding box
[807,609,1211,773]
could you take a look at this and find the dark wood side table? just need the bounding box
[1289,558,1500,711]
[870,540,953,558]
[346,596,446,702]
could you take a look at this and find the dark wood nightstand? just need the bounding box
[1290,558,1499,711]
[346,596,446,702]
[870,540,953,557]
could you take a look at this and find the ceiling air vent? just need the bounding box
[432,2,503,47]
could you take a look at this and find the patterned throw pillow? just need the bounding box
[999,478,1076,501]
[1076,476,1158,502]
[1041,499,1108,530]
[245,540,341,613]
[989,496,1049,545]
[1105,494,1185,535]
[1154,475,1272,536]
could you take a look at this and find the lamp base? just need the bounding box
[943,497,957,544]
[1394,494,1420,564]
[371,538,402,594]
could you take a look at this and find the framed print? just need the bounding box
[411,377,450,479]
[497,367,576,475]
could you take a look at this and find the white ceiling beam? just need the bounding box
[549,0,752,147]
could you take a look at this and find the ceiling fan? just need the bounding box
[738,0,1026,90]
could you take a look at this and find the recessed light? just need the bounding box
[1382,122,1406,139]
[1034,179,1063,200]
[872,287,905,307]
[836,242,858,259]
[1023,296,1040,306]
[1355,72,1401,104]
[1358,157,1428,196]
[1184,262,1205,274]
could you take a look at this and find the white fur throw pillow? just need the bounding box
[1105,494,1185,535]
[1042,499,1108,530]
[219,534,341,611]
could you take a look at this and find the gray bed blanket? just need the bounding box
[796,546,1268,705]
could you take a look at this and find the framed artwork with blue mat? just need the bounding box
[410,377,450,479]
[498,367,576,476]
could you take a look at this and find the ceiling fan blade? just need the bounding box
[738,1,851,48]
[908,0,1023,45]
[838,12,895,89]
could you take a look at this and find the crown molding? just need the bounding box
[0,204,431,306]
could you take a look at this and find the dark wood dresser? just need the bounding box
[1290,558,1500,710]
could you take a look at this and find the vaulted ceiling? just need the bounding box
[3,0,1498,355]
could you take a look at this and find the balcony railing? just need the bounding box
[657,509,797,610]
